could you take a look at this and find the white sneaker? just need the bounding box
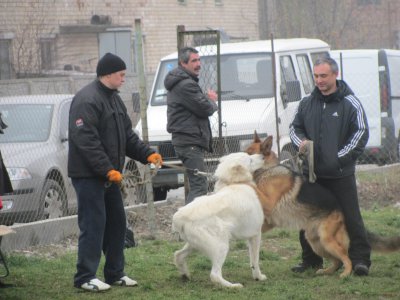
[112,275,138,287]
[80,278,111,292]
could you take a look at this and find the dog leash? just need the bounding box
[105,162,214,188]
[162,163,213,178]
[104,163,159,188]
[279,142,316,183]
[300,141,316,183]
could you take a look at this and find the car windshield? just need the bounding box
[0,104,53,143]
[151,53,273,106]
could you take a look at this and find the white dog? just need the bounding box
[172,152,266,288]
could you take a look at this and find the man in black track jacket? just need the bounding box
[165,47,218,204]
[289,56,371,276]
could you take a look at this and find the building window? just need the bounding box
[40,38,56,71]
[357,0,381,5]
[215,0,223,6]
[0,39,12,80]
[178,0,187,5]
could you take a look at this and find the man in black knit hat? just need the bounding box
[68,53,163,292]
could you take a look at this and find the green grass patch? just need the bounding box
[1,207,400,299]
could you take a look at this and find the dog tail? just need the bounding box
[171,210,186,240]
[367,230,400,253]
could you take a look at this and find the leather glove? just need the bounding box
[147,153,163,166]
[107,169,123,184]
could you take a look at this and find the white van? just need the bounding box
[134,38,330,200]
[330,49,400,164]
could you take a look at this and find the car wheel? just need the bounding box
[37,179,67,220]
[123,162,146,204]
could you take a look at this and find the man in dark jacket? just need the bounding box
[165,47,218,204]
[68,53,162,292]
[289,56,371,276]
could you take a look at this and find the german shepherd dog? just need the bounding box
[172,152,268,288]
[246,132,400,278]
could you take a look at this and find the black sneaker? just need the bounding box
[353,263,369,276]
[291,261,323,273]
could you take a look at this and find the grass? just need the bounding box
[1,207,400,299]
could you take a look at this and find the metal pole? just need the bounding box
[135,18,157,238]
[177,25,185,53]
[270,33,281,157]
[176,25,190,202]
[216,30,223,155]
[339,52,344,80]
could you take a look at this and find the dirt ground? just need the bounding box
[131,177,400,244]
[131,165,400,241]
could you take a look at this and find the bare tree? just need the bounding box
[265,0,379,49]
[11,1,53,78]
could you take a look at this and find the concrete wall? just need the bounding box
[0,200,169,252]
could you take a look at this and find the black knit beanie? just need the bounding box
[96,53,126,76]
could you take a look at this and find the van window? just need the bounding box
[387,55,400,97]
[151,53,274,106]
[296,54,314,94]
[280,55,302,104]
[280,56,296,82]
[152,59,177,105]
[220,54,273,100]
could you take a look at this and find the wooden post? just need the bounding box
[135,18,157,238]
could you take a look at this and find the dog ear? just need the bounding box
[260,135,273,156]
[253,130,261,143]
[245,131,261,155]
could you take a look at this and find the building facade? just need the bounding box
[0,0,259,80]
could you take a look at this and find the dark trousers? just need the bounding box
[299,174,371,267]
[174,145,208,204]
[72,178,126,287]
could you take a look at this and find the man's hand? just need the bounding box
[107,169,123,184]
[207,89,218,102]
[147,153,163,167]
[299,140,310,154]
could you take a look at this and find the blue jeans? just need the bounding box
[72,178,126,287]
[174,145,208,204]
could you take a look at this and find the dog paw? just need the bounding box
[339,271,351,278]
[229,283,243,288]
[181,274,190,281]
[315,269,325,275]
[256,274,267,281]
